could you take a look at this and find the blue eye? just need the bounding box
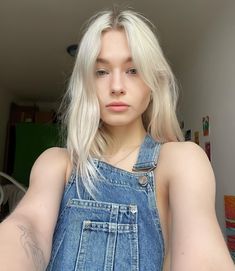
[127,68,137,75]
[96,70,108,77]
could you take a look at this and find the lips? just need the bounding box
[106,101,129,112]
[106,101,129,107]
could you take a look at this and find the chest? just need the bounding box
[98,155,170,251]
[52,164,165,271]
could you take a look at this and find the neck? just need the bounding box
[104,121,147,155]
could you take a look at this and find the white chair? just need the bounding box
[0,172,27,212]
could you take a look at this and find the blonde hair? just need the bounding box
[61,8,184,197]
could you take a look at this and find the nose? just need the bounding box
[110,70,125,95]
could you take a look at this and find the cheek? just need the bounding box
[96,92,102,104]
[95,80,109,104]
[96,92,106,119]
[96,87,104,106]
[139,88,151,109]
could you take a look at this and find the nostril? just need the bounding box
[112,89,120,94]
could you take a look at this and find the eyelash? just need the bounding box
[95,68,138,77]
[127,68,137,75]
[95,70,108,77]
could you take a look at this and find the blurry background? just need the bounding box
[0,0,234,236]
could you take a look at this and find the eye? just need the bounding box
[95,69,108,77]
[127,68,137,75]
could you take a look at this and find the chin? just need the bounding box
[104,121,130,127]
[102,117,141,128]
[100,111,145,126]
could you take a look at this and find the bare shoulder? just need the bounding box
[31,147,70,172]
[157,142,235,270]
[159,140,209,165]
[30,147,72,185]
[158,141,214,187]
[160,141,216,211]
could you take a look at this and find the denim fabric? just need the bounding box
[46,134,165,271]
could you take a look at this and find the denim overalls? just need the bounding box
[46,134,165,271]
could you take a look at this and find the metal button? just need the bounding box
[84,220,91,229]
[138,175,148,186]
[130,205,137,213]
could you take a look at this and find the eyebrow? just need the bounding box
[96,56,133,64]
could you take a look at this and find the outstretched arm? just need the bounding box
[0,147,69,271]
[166,141,234,271]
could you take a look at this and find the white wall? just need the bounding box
[178,2,235,235]
[0,87,13,171]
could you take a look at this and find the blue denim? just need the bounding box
[46,134,165,271]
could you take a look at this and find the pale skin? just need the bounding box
[0,29,234,271]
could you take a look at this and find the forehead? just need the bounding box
[97,29,132,61]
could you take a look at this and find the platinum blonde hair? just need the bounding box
[61,8,184,197]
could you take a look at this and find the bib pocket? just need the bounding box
[48,198,139,271]
[75,220,139,271]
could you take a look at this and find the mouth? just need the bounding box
[106,102,129,107]
[106,102,129,112]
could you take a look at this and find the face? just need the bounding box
[95,29,151,128]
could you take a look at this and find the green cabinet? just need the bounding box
[12,123,61,187]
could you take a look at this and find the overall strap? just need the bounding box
[132,134,162,172]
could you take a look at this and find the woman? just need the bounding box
[0,8,234,271]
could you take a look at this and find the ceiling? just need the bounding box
[0,0,226,102]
